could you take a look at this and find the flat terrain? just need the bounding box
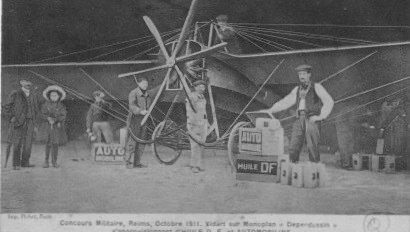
[1,141,410,214]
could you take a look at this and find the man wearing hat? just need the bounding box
[260,64,334,163]
[86,90,114,143]
[125,74,179,168]
[186,79,209,173]
[125,76,156,168]
[2,79,42,169]
[214,14,242,54]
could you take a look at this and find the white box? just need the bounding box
[291,163,304,188]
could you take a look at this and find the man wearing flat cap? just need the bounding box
[260,64,334,163]
[86,90,114,144]
[2,79,43,169]
[125,74,179,168]
[125,76,161,168]
[186,79,209,173]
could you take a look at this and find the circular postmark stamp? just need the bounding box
[363,214,390,232]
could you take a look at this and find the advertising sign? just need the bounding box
[91,143,125,163]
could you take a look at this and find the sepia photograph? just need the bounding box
[1,0,410,223]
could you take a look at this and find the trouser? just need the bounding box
[289,113,320,163]
[45,141,59,166]
[335,119,355,167]
[12,119,35,167]
[125,122,147,166]
[188,123,207,168]
[92,121,114,143]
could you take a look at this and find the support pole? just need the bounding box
[207,78,220,138]
[193,22,199,42]
[406,89,410,170]
[207,23,214,48]
[204,22,219,138]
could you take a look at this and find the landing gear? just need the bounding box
[151,120,185,165]
[227,121,251,170]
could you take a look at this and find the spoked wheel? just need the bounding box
[227,121,252,171]
[151,120,187,165]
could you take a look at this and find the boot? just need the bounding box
[43,162,49,168]
[44,144,51,168]
[51,144,59,168]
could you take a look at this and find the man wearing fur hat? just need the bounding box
[186,79,209,173]
[86,90,114,143]
[41,85,67,168]
[2,79,42,169]
[260,65,334,163]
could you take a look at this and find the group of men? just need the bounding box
[123,72,208,173]
[7,14,406,172]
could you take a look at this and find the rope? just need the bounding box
[28,70,128,122]
[323,85,409,126]
[230,22,410,29]
[319,51,378,83]
[123,32,181,60]
[230,24,374,44]
[231,24,371,44]
[124,22,210,61]
[235,29,291,51]
[335,76,410,103]
[32,28,182,63]
[222,59,285,138]
[235,27,322,48]
[78,68,129,113]
[83,29,181,62]
[232,29,267,52]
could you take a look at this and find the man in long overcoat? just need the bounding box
[3,80,42,169]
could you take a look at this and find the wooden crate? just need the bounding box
[371,154,396,173]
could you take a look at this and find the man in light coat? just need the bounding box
[186,79,209,173]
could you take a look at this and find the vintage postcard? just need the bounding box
[1,0,409,231]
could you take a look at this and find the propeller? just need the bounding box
[142,16,170,61]
[118,0,227,126]
[171,0,199,58]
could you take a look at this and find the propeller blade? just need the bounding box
[174,65,197,112]
[140,68,172,125]
[171,0,199,58]
[175,42,227,63]
[118,64,169,78]
[143,16,170,61]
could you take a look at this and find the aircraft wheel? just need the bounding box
[151,120,184,165]
[227,121,251,171]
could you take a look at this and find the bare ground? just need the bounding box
[1,141,410,214]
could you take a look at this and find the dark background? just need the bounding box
[2,0,409,64]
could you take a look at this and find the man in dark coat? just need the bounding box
[125,76,158,168]
[3,80,42,169]
[86,90,114,143]
[125,74,178,168]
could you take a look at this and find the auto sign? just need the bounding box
[239,128,262,154]
[91,143,125,163]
